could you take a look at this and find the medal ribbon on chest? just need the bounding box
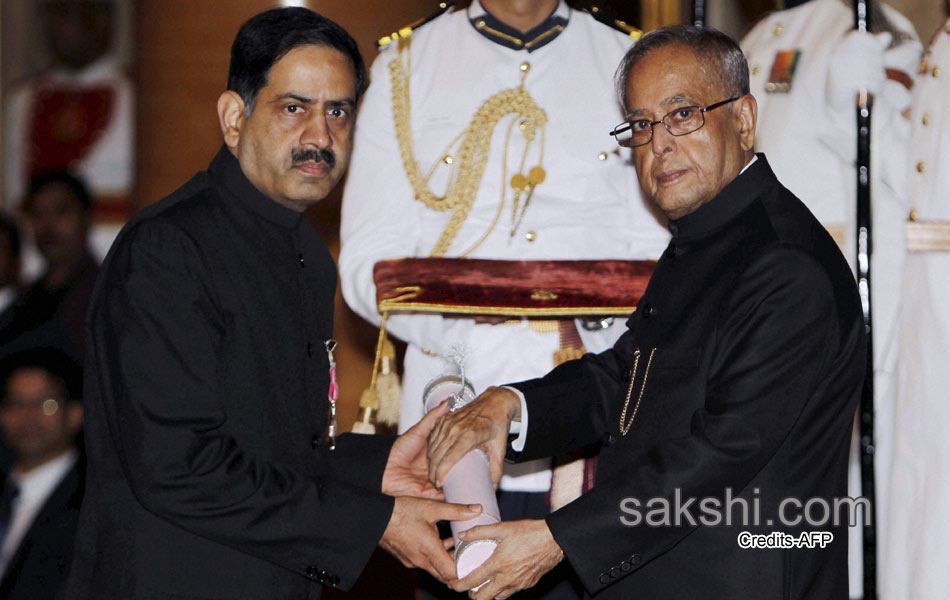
[326,339,338,450]
[766,49,801,93]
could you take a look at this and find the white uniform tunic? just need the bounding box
[883,18,950,600]
[340,1,669,493]
[741,1,920,596]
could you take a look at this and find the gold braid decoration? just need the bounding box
[389,42,547,256]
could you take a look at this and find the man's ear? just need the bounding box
[735,94,757,152]
[217,91,247,150]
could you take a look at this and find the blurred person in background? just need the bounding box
[3,0,133,269]
[0,215,22,315]
[740,2,921,594]
[884,6,950,599]
[3,0,133,213]
[0,347,85,600]
[0,172,98,363]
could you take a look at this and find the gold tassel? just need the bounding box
[374,338,402,427]
[352,313,402,434]
[352,387,378,435]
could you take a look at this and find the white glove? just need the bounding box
[826,30,892,108]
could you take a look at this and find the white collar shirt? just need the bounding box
[0,449,78,576]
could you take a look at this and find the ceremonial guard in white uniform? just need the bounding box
[884,17,950,600]
[740,2,920,595]
[340,2,668,595]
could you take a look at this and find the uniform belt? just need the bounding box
[906,219,950,253]
[824,221,950,253]
[504,319,561,333]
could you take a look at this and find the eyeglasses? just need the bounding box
[610,97,741,148]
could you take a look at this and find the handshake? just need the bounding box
[377,386,566,600]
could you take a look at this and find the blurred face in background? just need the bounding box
[42,0,115,70]
[23,182,91,269]
[1,367,82,471]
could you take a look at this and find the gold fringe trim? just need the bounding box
[377,300,638,317]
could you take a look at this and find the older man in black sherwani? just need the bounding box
[62,8,479,600]
[427,26,865,600]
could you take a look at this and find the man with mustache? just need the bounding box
[292,148,336,171]
[61,8,478,599]
[428,26,865,599]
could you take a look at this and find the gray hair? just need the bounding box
[615,25,750,112]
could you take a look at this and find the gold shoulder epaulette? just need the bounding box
[585,6,643,40]
[377,2,454,49]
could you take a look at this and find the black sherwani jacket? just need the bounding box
[63,148,395,600]
[510,155,865,599]
[0,458,84,600]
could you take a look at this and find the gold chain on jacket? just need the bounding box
[389,39,547,256]
[619,347,655,436]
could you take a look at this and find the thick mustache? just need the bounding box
[291,148,335,169]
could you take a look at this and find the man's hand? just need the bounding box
[427,386,521,488]
[450,518,564,599]
[380,497,482,583]
[382,400,450,499]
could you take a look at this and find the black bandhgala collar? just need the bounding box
[668,153,771,242]
[208,146,303,230]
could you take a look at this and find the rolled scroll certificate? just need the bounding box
[423,375,500,584]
